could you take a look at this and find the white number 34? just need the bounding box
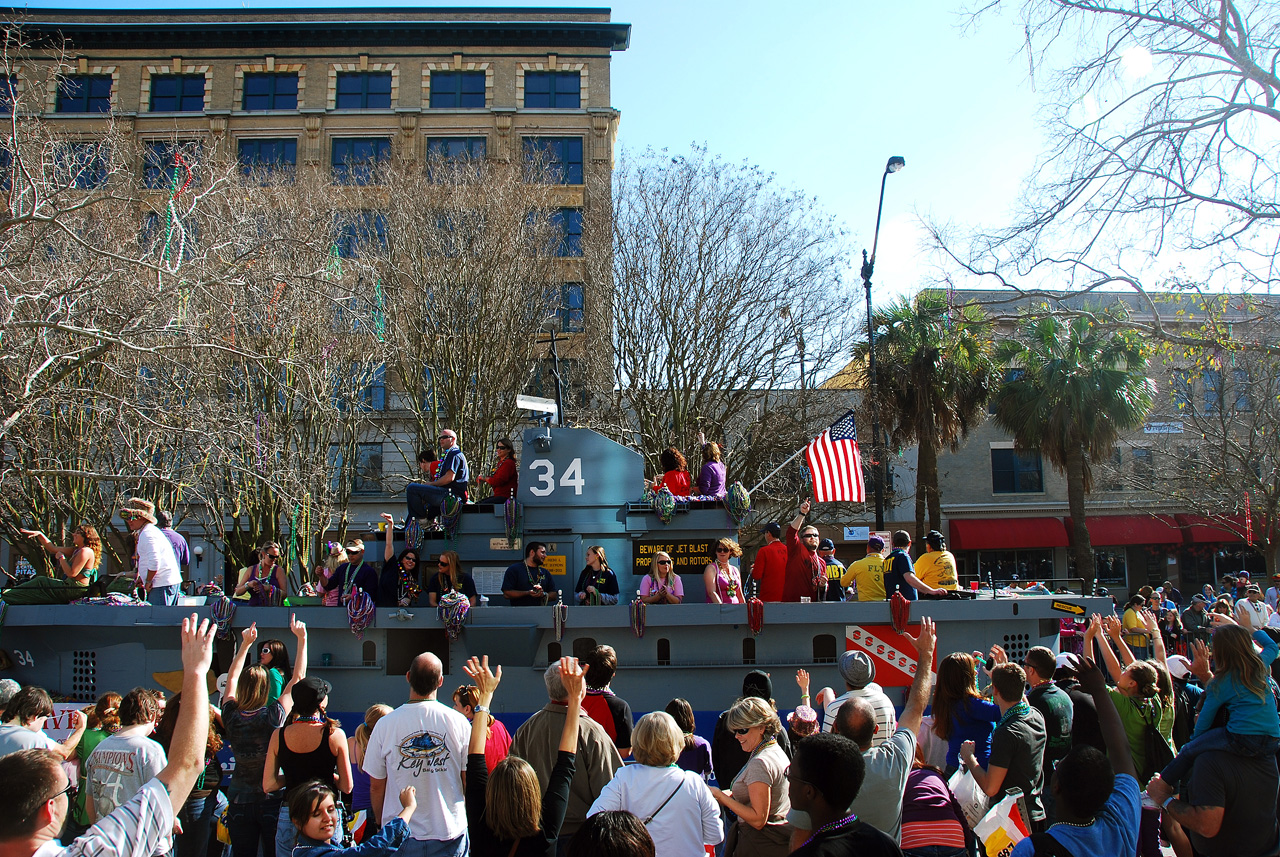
[528,458,585,497]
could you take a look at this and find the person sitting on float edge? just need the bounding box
[651,447,691,496]
[234,542,288,606]
[378,512,422,608]
[0,615,216,857]
[426,550,479,608]
[502,542,557,606]
[883,531,944,601]
[704,539,745,605]
[695,431,727,498]
[912,531,959,592]
[639,552,683,604]
[8,524,101,603]
[320,539,379,605]
[474,437,518,507]
[784,733,902,857]
[574,545,620,605]
[406,430,470,525]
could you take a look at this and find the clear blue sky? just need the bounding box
[19,0,1045,304]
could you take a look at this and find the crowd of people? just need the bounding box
[0,574,1277,857]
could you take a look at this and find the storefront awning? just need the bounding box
[1066,515,1184,546]
[1174,513,1246,544]
[949,517,1070,551]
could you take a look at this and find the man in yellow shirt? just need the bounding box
[840,535,886,601]
[912,530,959,591]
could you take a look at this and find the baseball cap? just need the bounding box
[760,522,782,538]
[818,538,835,550]
[867,535,885,551]
[1247,583,1262,594]
[742,669,773,700]
[1166,655,1193,680]
[1238,570,1251,578]
[292,676,332,711]
[838,650,875,689]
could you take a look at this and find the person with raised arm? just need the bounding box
[0,614,215,857]
[464,655,587,856]
[222,617,308,857]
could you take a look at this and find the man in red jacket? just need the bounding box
[782,499,826,602]
[751,522,788,602]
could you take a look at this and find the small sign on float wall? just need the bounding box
[633,539,715,576]
[543,554,567,577]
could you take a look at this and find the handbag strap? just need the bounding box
[643,779,684,825]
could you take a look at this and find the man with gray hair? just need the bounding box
[0,679,20,720]
[511,660,623,850]
[821,649,897,747]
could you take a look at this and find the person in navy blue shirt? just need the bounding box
[406,430,470,524]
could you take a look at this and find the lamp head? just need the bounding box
[886,156,906,173]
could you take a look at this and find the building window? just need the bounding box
[238,138,297,178]
[523,71,580,108]
[242,72,298,111]
[334,210,387,259]
[335,72,391,109]
[571,637,597,661]
[144,141,200,190]
[426,136,486,181]
[54,142,108,189]
[991,448,1043,493]
[558,283,584,332]
[550,208,583,257]
[812,634,837,664]
[56,74,112,113]
[522,136,583,185]
[1171,369,1193,412]
[1132,448,1153,481]
[428,71,484,108]
[989,368,1026,415]
[360,365,386,412]
[547,642,562,662]
[332,137,391,185]
[1233,368,1251,412]
[353,442,383,493]
[657,638,670,666]
[742,638,756,665]
[0,75,17,114]
[1202,369,1223,414]
[149,74,205,112]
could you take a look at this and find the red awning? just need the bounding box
[1066,515,1184,546]
[1174,514,1246,544]
[949,517,1070,551]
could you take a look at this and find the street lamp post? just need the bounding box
[860,155,905,531]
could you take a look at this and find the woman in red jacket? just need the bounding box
[476,437,518,505]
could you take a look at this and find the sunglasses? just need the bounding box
[266,554,280,559]
[47,779,77,803]
[496,444,510,450]
[261,646,272,654]
[731,727,752,736]
[716,547,730,553]
[802,533,820,538]
[783,765,811,785]
[437,560,449,567]
[656,560,672,566]
[438,435,455,441]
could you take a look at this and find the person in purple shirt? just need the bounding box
[695,431,727,497]
[157,510,191,582]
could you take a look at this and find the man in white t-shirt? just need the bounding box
[1236,584,1274,630]
[122,498,182,606]
[85,688,167,822]
[0,687,85,760]
[0,615,215,857]
[822,650,897,748]
[364,652,470,857]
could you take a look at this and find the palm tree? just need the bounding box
[856,292,998,544]
[991,309,1155,587]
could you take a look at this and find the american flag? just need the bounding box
[804,410,866,503]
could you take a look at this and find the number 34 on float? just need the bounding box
[526,458,585,497]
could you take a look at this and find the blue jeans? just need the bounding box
[1160,727,1280,787]
[397,833,468,857]
[176,791,221,857]
[407,483,450,520]
[227,796,282,857]
[149,584,181,606]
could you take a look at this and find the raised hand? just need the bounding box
[1074,655,1106,695]
[241,623,259,646]
[1140,608,1159,632]
[380,512,395,525]
[290,613,307,638]
[463,655,502,698]
[183,615,215,674]
[1190,639,1213,682]
[799,499,812,515]
[990,644,1008,666]
[559,656,586,705]
[906,617,937,658]
[795,669,810,697]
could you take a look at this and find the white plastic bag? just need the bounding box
[974,793,1031,857]
[947,767,990,829]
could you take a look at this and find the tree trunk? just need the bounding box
[1065,443,1094,593]
[917,437,941,548]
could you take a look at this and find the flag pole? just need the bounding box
[750,447,807,495]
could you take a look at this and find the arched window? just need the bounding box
[571,637,597,661]
[362,640,377,666]
[548,642,562,663]
[742,638,756,665]
[657,638,671,666]
[812,634,837,664]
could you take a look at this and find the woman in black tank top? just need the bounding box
[263,677,353,856]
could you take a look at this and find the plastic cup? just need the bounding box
[800,597,811,604]
[970,581,980,591]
